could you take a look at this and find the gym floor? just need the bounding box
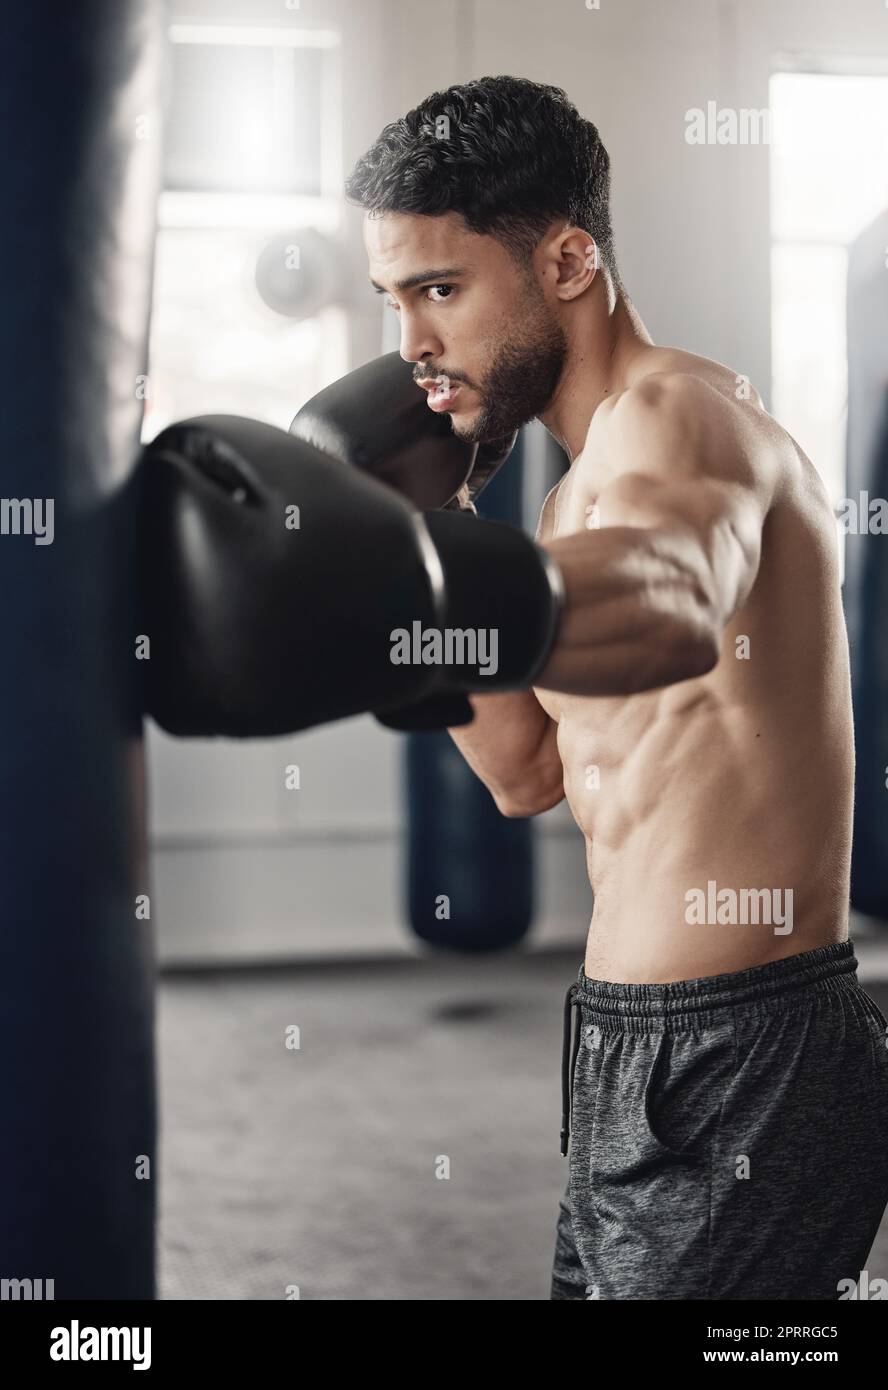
[157,933,888,1300]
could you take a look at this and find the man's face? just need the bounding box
[365,210,567,445]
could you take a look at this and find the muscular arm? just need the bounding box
[447,690,564,817]
[538,372,778,696]
[446,480,565,818]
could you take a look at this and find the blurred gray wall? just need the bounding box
[149,0,888,963]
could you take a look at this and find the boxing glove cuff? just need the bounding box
[417,509,564,690]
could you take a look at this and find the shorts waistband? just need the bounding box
[575,939,857,1026]
[559,940,857,1158]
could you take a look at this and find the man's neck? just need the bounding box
[540,290,654,462]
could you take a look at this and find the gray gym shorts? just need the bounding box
[552,940,888,1299]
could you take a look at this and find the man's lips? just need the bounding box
[417,374,463,413]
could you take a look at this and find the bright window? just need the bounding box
[145,24,346,440]
[770,69,888,508]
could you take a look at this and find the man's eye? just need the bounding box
[384,284,453,310]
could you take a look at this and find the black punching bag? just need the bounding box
[0,2,161,1296]
[406,435,535,951]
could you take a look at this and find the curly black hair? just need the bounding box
[345,74,620,287]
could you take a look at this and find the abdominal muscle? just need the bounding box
[542,678,850,985]
[532,431,853,984]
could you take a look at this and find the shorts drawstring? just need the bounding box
[560,982,582,1156]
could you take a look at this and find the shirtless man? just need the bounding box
[346,74,888,1299]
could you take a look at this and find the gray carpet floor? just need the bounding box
[157,945,888,1300]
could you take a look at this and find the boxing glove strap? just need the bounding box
[419,510,564,691]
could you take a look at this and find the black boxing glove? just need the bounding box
[373,509,563,729]
[289,351,516,512]
[138,415,561,738]
[290,353,522,730]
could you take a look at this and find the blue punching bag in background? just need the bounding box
[406,434,535,951]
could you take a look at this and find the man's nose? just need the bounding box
[398,318,443,368]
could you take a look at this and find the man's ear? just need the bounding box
[553,227,599,300]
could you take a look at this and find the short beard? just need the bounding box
[450,292,568,445]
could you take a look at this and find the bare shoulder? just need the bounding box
[583,356,792,500]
